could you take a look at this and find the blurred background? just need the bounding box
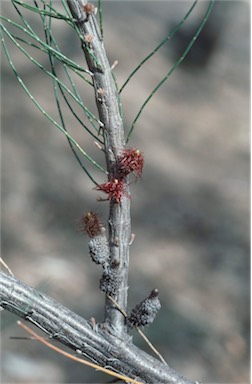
[1,1,249,383]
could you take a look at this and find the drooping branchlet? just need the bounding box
[127,289,161,328]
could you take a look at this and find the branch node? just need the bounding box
[84,33,93,48]
[97,87,106,102]
[82,3,97,22]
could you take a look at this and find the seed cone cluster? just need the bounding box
[81,212,122,296]
[81,212,109,266]
[88,235,109,265]
[128,289,161,328]
[99,263,122,296]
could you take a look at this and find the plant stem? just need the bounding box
[0,272,194,384]
[66,0,131,336]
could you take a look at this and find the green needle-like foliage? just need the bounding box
[126,0,215,142]
[1,0,215,182]
[1,0,107,184]
[119,0,198,94]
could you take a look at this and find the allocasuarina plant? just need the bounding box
[0,1,215,382]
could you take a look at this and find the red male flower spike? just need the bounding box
[95,178,126,203]
[118,148,144,178]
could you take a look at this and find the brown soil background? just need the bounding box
[1,1,250,383]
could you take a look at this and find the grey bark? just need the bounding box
[66,0,131,336]
[1,272,194,384]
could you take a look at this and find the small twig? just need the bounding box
[10,336,47,340]
[107,295,128,318]
[0,257,14,276]
[136,328,167,366]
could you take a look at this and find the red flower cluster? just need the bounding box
[95,178,125,203]
[96,148,144,203]
[118,148,144,179]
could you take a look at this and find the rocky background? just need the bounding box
[2,1,249,383]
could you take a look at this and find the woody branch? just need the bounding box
[66,0,131,336]
[0,272,194,384]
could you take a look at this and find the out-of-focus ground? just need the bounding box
[1,1,250,383]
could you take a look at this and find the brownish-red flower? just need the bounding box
[118,148,144,178]
[95,178,126,203]
[80,211,102,238]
